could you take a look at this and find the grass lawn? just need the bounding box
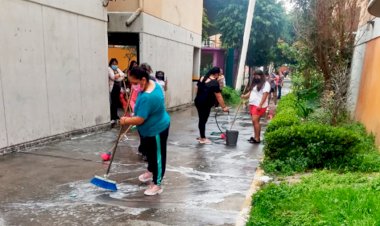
[247,171,380,226]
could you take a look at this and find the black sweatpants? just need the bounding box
[277,85,282,99]
[110,82,121,120]
[195,104,212,139]
[141,126,169,185]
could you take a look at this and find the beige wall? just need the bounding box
[107,0,202,34]
[107,0,139,12]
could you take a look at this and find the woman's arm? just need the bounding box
[120,116,144,126]
[118,69,125,78]
[241,92,251,99]
[257,92,269,110]
[164,80,168,91]
[215,92,228,112]
[108,68,116,81]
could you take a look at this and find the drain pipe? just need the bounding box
[126,0,143,27]
[102,0,110,7]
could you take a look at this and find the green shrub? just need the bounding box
[266,93,301,134]
[221,86,240,106]
[266,108,301,133]
[263,123,360,173]
[341,123,380,172]
[275,93,297,114]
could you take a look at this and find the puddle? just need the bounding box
[0,217,5,226]
[3,180,148,224]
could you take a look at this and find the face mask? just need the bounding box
[111,65,118,70]
[253,78,261,84]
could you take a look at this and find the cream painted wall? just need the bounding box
[144,0,203,35]
[107,0,139,12]
[0,0,109,148]
[108,0,203,35]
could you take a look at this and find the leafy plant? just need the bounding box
[222,86,241,106]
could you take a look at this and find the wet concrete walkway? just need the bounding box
[0,100,274,225]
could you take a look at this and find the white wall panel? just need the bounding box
[42,7,83,134]
[0,0,51,145]
[77,17,110,127]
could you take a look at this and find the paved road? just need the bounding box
[0,80,291,225]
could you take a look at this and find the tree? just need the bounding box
[292,0,360,125]
[292,0,359,88]
[215,0,291,67]
[247,0,288,67]
[215,1,246,49]
[202,8,213,42]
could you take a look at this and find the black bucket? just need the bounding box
[226,130,239,146]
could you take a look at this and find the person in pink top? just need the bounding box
[126,61,139,111]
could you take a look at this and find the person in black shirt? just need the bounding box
[194,67,229,144]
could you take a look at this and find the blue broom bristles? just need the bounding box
[90,175,118,191]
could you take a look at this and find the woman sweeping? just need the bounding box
[120,66,170,196]
[194,67,229,144]
[241,69,270,144]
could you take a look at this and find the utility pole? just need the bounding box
[235,0,256,91]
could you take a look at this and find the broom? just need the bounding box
[90,124,132,191]
[99,85,135,162]
[230,80,252,130]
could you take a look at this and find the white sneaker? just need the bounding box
[138,171,153,183]
[144,185,163,196]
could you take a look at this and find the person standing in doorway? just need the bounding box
[194,67,229,144]
[108,58,125,122]
[120,66,170,196]
[241,69,270,144]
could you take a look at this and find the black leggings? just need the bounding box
[110,82,121,120]
[196,104,212,139]
[141,126,170,185]
[277,85,282,99]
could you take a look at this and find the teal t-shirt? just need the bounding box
[134,82,170,137]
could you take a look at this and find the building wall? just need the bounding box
[107,0,140,12]
[107,0,203,35]
[108,10,202,108]
[140,33,194,107]
[355,36,380,144]
[348,40,366,112]
[0,0,109,149]
[350,0,380,145]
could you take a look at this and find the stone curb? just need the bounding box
[235,165,272,226]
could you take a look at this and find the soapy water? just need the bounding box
[0,217,5,226]
[3,180,148,222]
